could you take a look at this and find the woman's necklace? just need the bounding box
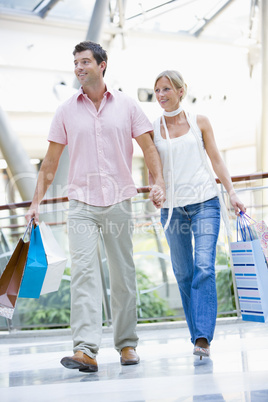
[163,105,183,117]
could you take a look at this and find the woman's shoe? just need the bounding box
[193,346,210,360]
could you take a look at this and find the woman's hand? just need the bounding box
[149,184,166,208]
[229,192,246,216]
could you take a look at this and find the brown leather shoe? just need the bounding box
[120,347,140,365]
[60,350,98,372]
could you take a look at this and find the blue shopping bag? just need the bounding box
[19,224,48,298]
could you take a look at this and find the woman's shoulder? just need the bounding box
[196,113,209,124]
[186,111,207,123]
[185,111,210,132]
[196,114,211,133]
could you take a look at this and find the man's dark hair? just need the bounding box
[73,41,108,76]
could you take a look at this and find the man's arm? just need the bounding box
[25,141,65,223]
[135,132,166,208]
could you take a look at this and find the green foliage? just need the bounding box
[17,266,175,329]
[215,249,236,317]
[216,250,236,317]
[16,243,238,328]
[136,270,176,322]
[216,268,236,316]
[17,268,71,329]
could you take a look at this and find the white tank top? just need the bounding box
[153,115,217,208]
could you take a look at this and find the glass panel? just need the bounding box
[0,0,95,22]
[0,219,71,330]
[124,0,224,32]
[0,0,41,11]
[1,178,268,330]
[47,0,94,22]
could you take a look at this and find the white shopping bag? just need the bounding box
[39,222,67,295]
[231,239,268,323]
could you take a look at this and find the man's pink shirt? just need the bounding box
[48,87,153,206]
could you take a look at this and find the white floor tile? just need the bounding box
[0,319,268,402]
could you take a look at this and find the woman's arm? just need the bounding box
[197,115,246,215]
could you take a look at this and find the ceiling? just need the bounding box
[0,0,262,172]
[0,0,259,46]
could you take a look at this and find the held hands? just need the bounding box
[149,184,166,209]
[229,192,246,216]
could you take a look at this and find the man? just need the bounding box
[26,41,165,372]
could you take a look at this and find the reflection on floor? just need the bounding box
[0,318,268,401]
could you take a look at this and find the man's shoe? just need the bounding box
[120,347,140,365]
[60,350,98,372]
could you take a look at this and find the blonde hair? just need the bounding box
[154,70,187,102]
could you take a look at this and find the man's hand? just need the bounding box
[25,204,39,224]
[149,184,166,209]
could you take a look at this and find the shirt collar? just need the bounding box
[76,85,114,100]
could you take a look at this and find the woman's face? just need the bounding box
[154,76,183,112]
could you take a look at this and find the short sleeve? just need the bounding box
[47,106,68,145]
[130,99,153,138]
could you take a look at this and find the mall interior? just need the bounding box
[0,0,268,401]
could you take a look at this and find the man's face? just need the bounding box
[74,50,104,86]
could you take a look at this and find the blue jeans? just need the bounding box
[161,197,221,345]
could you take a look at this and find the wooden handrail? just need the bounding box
[215,172,268,183]
[0,172,267,211]
[0,197,69,211]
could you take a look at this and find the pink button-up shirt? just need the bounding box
[48,87,153,206]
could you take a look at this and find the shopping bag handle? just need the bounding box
[22,218,35,241]
[240,211,256,224]
[237,211,254,242]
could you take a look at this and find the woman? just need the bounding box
[151,70,246,359]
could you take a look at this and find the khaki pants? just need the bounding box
[68,199,139,359]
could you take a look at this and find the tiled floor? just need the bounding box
[0,318,268,401]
